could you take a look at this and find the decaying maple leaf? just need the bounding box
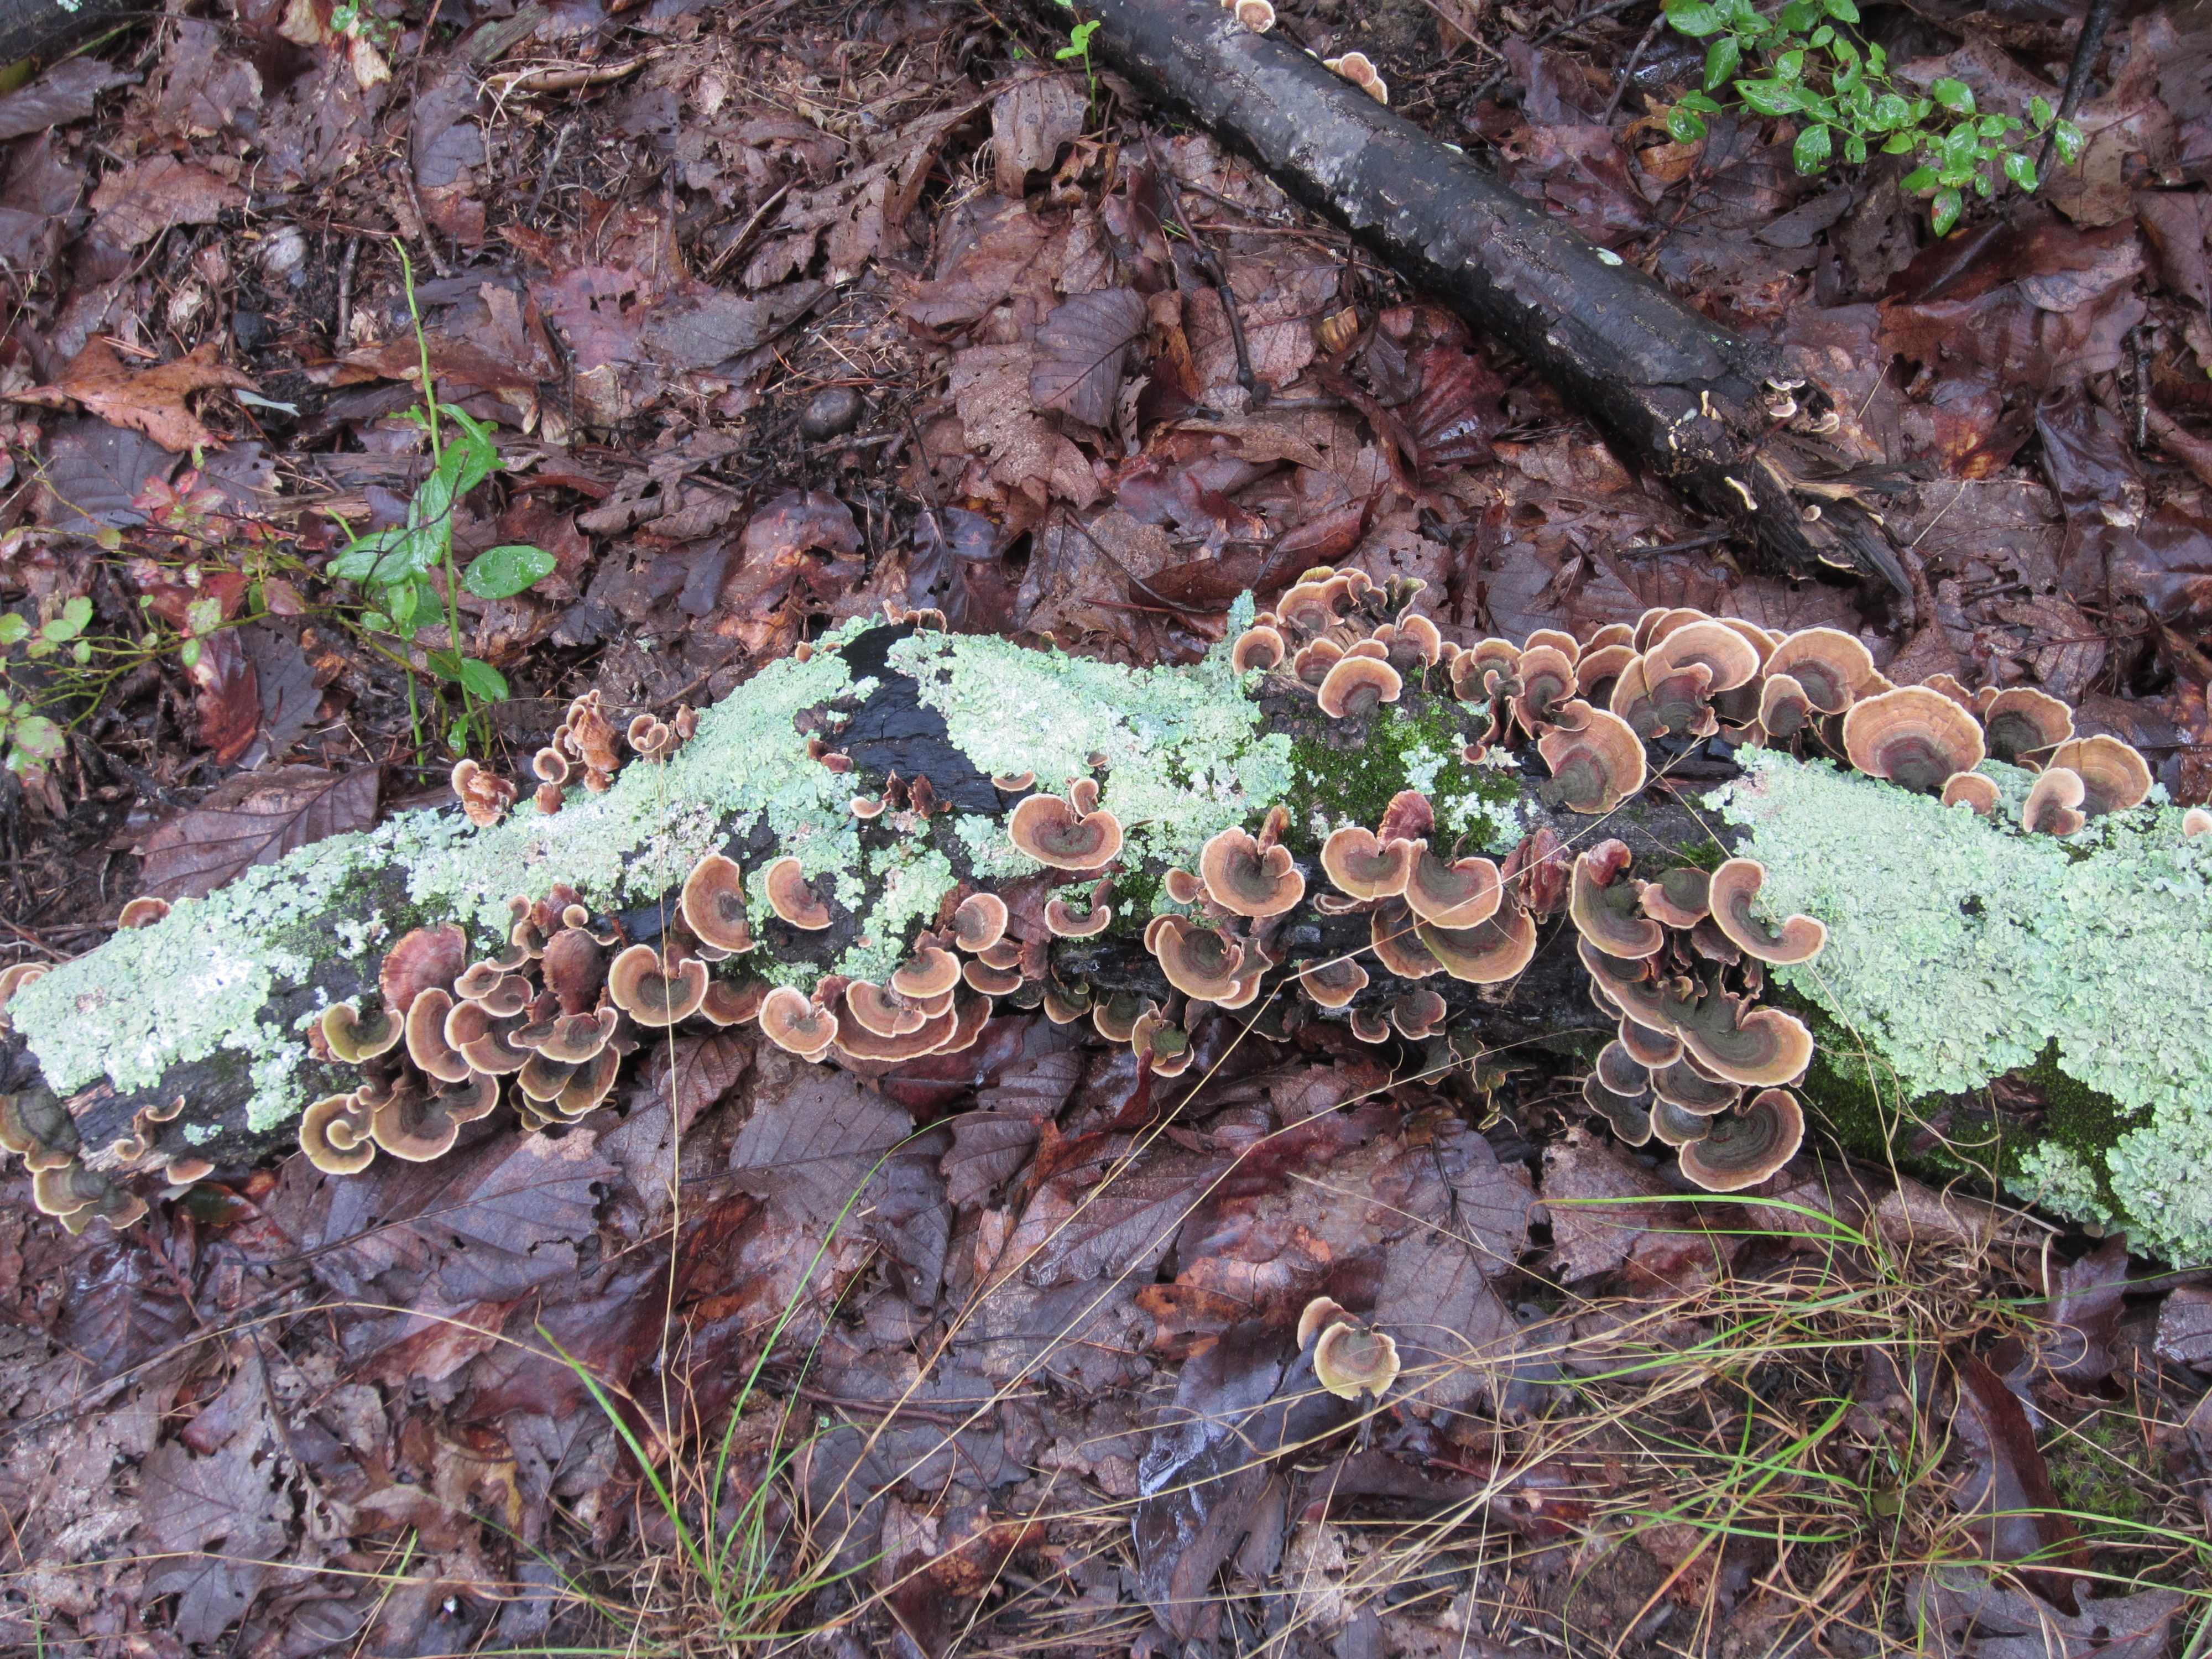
[29,340,257,452]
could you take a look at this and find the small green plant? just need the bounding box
[1053,0,1100,104]
[0,599,90,775]
[1659,0,2084,233]
[330,243,555,756]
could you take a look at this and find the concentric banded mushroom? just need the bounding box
[608,945,709,1026]
[1390,989,1448,1040]
[1418,902,1538,984]
[322,1001,402,1063]
[1298,956,1369,1008]
[299,1092,377,1175]
[1405,848,1502,928]
[2022,766,2086,837]
[1370,900,1444,979]
[1764,628,1874,714]
[118,897,170,929]
[1678,1089,1805,1192]
[1583,1076,1653,1145]
[1317,655,1402,719]
[701,978,769,1026]
[1009,790,1124,870]
[764,857,834,930]
[951,892,1010,953]
[1941,771,2002,815]
[1651,1056,1741,1114]
[1618,1016,1683,1068]
[1536,704,1647,814]
[2046,735,2152,816]
[1312,1318,1400,1399]
[1707,858,1826,966]
[1668,985,1813,1088]
[681,854,754,953]
[1322,50,1389,104]
[891,946,962,1001]
[1568,841,1663,959]
[759,986,838,1059]
[1232,625,1286,672]
[1842,686,1986,795]
[406,989,473,1084]
[1982,687,2073,765]
[1199,826,1306,918]
[1643,619,1761,696]
[1044,895,1112,937]
[1150,916,1254,1001]
[380,924,466,1015]
[1636,865,1709,930]
[445,1000,533,1073]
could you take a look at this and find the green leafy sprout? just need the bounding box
[329,242,556,757]
[1660,0,2084,233]
[1053,0,1101,106]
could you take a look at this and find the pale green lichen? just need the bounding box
[1716,750,2212,1262]
[891,598,1295,877]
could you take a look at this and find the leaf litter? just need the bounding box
[0,0,2210,1651]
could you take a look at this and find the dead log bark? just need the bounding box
[1049,0,1911,591]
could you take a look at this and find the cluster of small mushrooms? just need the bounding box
[1209,0,1390,106]
[0,563,2190,1223]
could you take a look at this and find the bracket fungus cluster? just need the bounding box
[1572,836,1818,1192]
[0,562,2194,1258]
[1298,1295,1400,1401]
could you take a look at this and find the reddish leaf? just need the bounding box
[1030,287,1147,429]
[136,765,379,900]
[30,340,257,454]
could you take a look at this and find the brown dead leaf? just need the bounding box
[36,341,256,453]
[87,153,244,253]
[137,765,379,900]
[992,73,1087,195]
[1030,287,1147,429]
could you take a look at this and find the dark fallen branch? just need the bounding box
[1048,0,1911,591]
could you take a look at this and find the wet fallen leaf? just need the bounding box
[136,765,379,900]
[86,153,244,254]
[0,59,133,142]
[34,341,257,453]
[1030,286,1147,429]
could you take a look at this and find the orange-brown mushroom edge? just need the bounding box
[1298,956,1368,1009]
[1198,826,1306,918]
[1311,1319,1400,1399]
[2046,735,2152,816]
[1706,858,1827,967]
[1940,771,2002,816]
[2022,766,2087,837]
[1316,655,1402,719]
[759,987,838,1059]
[1841,686,1985,796]
[681,854,754,953]
[118,897,170,930]
[1568,843,1665,959]
[763,856,834,930]
[951,892,1009,953]
[608,945,710,1026]
[1536,704,1647,815]
[1008,790,1124,871]
[1321,826,1413,900]
[299,1092,377,1175]
[1044,896,1113,937]
[1678,1089,1805,1192]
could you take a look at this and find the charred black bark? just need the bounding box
[1045,0,1910,591]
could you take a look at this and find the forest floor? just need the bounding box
[1,0,2211,1652]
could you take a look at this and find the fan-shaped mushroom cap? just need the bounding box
[0,962,48,1031]
[1645,619,1761,696]
[1707,858,1827,966]
[1569,842,1665,959]
[1766,628,1874,714]
[452,960,508,1003]
[700,978,769,1027]
[844,980,926,1038]
[1041,987,1087,1025]
[298,1093,377,1175]
[834,994,957,1061]
[1419,903,1538,984]
[1594,1040,1650,1099]
[1390,989,1448,1040]
[322,1001,403,1063]
[1582,1076,1653,1146]
[521,1006,612,1067]
[1651,1056,1742,1114]
[545,1048,622,1120]
[964,959,1024,996]
[992,772,1036,795]
[2022,766,2087,837]
[1370,900,1443,979]
[1392,612,1443,667]
[1320,826,1413,902]
[0,1092,76,1171]
[1618,1016,1683,1068]
[1843,686,1986,795]
[890,946,962,1001]
[1198,827,1306,918]
[1746,673,1811,748]
[1580,937,1667,1027]
[451,759,517,827]
[405,989,472,1084]
[1573,643,1637,702]
[977,937,1023,971]
[1298,956,1368,1008]
[1650,1098,1715,1147]
[1520,627,1579,663]
[1669,986,1813,1087]
[1044,895,1112,937]
[1312,1319,1400,1399]
[1404,848,1502,928]
[1537,704,1647,815]
[1160,868,1204,906]
[937,990,993,1057]
[759,987,838,1058]
[763,856,834,930]
[380,924,466,1015]
[1231,625,1287,672]
[1092,992,1151,1045]
[1348,1006,1390,1043]
[608,945,709,1026]
[952,892,1010,953]
[1636,866,1710,930]
[1322,50,1389,103]
[1070,776,1102,815]
[1008,791,1124,870]
[1679,1089,1804,1192]
[1977,686,2072,765]
[1935,770,2000,816]
[534,747,571,785]
[2046,735,2152,816]
[29,1165,112,1222]
[1150,916,1253,1000]
[445,1000,532,1073]
[681,854,754,953]
[1298,1296,1350,1350]
[1294,638,1345,687]
[2184,806,2212,839]
[365,1079,457,1162]
[118,896,170,930]
[1317,655,1402,720]
[1279,579,1338,635]
[1510,645,1577,729]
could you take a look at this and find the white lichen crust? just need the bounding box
[1717,749,2212,1262]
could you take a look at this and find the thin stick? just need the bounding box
[2035,0,2115,177]
[1146,131,1265,408]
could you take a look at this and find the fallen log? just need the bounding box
[1048,0,1911,591]
[1,574,2204,1262]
